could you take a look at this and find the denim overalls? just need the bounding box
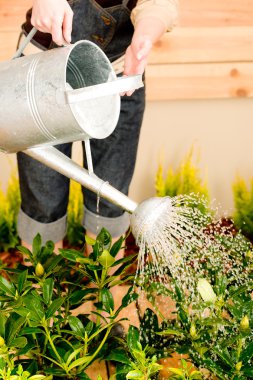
[17,0,146,243]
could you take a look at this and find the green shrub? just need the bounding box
[66,180,85,247]
[0,170,20,252]
[155,148,210,214]
[233,176,253,241]
[0,174,85,251]
[138,222,253,380]
[0,229,148,380]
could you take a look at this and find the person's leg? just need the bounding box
[17,143,72,251]
[83,85,145,242]
[83,86,145,317]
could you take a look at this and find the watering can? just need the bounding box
[0,28,143,213]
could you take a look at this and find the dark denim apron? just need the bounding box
[17,0,145,234]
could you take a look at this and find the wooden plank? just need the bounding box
[0,0,252,30]
[2,27,253,65]
[178,0,253,27]
[0,0,32,32]
[0,32,20,62]
[149,27,253,64]
[145,62,253,100]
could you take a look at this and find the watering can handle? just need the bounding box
[63,74,144,104]
[13,27,38,59]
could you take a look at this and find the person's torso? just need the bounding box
[22,0,137,61]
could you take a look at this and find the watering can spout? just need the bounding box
[25,146,138,214]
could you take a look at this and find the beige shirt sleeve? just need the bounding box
[131,0,178,31]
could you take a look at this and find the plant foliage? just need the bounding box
[233,176,253,242]
[155,148,210,214]
[0,170,20,252]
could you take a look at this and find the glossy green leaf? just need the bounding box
[11,336,27,348]
[17,269,28,294]
[168,367,184,376]
[0,314,5,337]
[59,248,86,262]
[110,236,124,257]
[17,245,32,259]
[101,288,114,312]
[20,327,44,335]
[127,325,140,355]
[126,370,144,379]
[105,349,131,365]
[112,253,137,267]
[45,297,65,319]
[32,233,42,260]
[45,254,64,272]
[96,228,112,250]
[0,275,15,296]
[240,340,253,362]
[98,250,115,268]
[5,313,26,347]
[68,316,85,337]
[68,288,98,305]
[85,235,96,246]
[43,278,54,305]
[23,295,44,322]
[68,355,92,371]
[13,306,31,318]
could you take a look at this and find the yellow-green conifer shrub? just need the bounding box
[155,148,210,213]
[233,176,253,241]
[0,170,21,251]
[66,179,85,246]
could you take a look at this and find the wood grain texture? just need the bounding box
[178,0,253,27]
[0,0,252,99]
[150,27,253,64]
[146,62,253,100]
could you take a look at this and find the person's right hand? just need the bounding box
[31,0,73,45]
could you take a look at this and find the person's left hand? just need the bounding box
[122,34,152,96]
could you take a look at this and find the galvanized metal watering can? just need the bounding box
[0,28,143,213]
[0,29,193,254]
[0,29,142,152]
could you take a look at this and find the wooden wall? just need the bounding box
[0,0,253,100]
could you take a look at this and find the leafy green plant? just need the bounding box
[233,176,253,242]
[0,173,85,251]
[105,325,163,380]
[138,223,253,380]
[155,148,210,214]
[168,359,203,379]
[0,229,143,379]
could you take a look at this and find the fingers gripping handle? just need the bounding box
[65,75,144,104]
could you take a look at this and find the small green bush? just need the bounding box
[0,170,20,252]
[155,148,210,214]
[233,176,253,241]
[0,174,85,251]
[66,180,85,247]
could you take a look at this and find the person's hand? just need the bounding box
[124,35,152,76]
[31,0,73,45]
[122,35,152,96]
